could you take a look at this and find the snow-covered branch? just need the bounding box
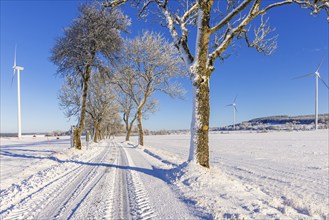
[259,0,293,14]
[181,2,199,22]
[209,0,253,34]
[260,0,329,21]
[160,4,194,65]
[138,0,156,17]
[102,0,128,8]
[99,0,329,167]
[208,0,261,69]
[238,16,278,55]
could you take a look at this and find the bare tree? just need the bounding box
[112,67,138,142]
[86,73,118,143]
[114,69,159,142]
[113,31,186,145]
[59,72,119,143]
[104,0,328,168]
[115,85,138,141]
[58,76,82,120]
[103,112,123,138]
[51,3,129,149]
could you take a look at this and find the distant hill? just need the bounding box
[215,114,329,131]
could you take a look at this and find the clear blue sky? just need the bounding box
[1,1,328,133]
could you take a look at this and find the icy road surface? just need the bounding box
[0,139,196,219]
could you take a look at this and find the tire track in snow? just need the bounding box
[220,156,327,201]
[1,143,111,220]
[215,156,328,217]
[70,141,118,220]
[110,143,130,220]
[55,145,111,219]
[118,142,157,220]
[0,147,105,219]
[44,143,112,219]
[120,143,199,220]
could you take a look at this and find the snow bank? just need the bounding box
[127,130,329,219]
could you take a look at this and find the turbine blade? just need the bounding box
[233,95,238,103]
[234,106,238,112]
[318,76,329,89]
[316,56,325,72]
[14,45,17,67]
[226,104,233,107]
[11,69,16,86]
[291,73,314,80]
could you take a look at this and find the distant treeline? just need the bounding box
[249,114,329,125]
[217,114,329,131]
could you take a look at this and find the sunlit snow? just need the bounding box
[1,130,328,219]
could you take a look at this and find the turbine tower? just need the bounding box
[12,46,24,138]
[293,57,329,130]
[227,96,238,130]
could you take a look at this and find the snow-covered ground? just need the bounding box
[0,136,74,189]
[123,130,329,219]
[1,130,328,219]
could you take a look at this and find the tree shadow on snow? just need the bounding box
[0,139,69,149]
[0,148,212,219]
[1,149,179,183]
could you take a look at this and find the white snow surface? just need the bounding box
[1,130,328,219]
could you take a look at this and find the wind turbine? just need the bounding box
[293,57,329,130]
[12,46,24,138]
[227,96,238,130]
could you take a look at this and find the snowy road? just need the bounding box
[0,140,195,219]
[2,130,327,219]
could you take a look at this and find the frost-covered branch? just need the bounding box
[113,31,186,145]
[260,0,329,20]
[138,0,156,17]
[102,0,128,8]
[52,3,129,149]
[58,76,82,119]
[293,0,329,15]
[181,2,199,22]
[209,0,253,34]
[259,0,293,13]
[208,0,262,68]
[162,6,195,65]
[238,16,278,55]
[100,0,329,168]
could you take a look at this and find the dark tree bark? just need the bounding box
[74,67,91,149]
[136,109,144,146]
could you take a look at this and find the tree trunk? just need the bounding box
[98,125,102,141]
[137,109,144,146]
[124,116,130,141]
[93,121,99,143]
[107,125,111,139]
[123,112,137,141]
[72,127,77,148]
[125,126,131,141]
[73,68,91,150]
[126,119,135,141]
[188,67,211,168]
[187,6,212,168]
[74,125,82,150]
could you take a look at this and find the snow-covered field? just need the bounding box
[0,136,74,189]
[1,130,328,219]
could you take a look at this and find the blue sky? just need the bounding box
[1,1,328,133]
